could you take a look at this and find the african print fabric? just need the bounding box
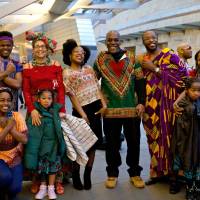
[94,50,143,118]
[62,65,101,106]
[138,48,188,178]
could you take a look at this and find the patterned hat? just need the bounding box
[26,31,57,52]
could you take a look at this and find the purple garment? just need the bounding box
[0,57,22,111]
[142,48,188,177]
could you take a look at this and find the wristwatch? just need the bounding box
[154,67,160,73]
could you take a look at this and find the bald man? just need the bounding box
[94,30,146,189]
[177,43,192,69]
[137,31,188,192]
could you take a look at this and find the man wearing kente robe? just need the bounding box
[137,31,188,184]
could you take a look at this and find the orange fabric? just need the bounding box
[0,112,27,167]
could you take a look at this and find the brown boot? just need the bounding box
[105,177,118,189]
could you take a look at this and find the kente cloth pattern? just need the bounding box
[61,114,98,166]
[139,48,188,178]
[94,51,144,118]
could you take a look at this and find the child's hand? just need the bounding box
[173,102,184,116]
[31,109,42,126]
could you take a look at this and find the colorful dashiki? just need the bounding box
[93,51,143,118]
[137,48,188,178]
[0,57,22,111]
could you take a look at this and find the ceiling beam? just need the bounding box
[157,26,184,32]
[152,28,170,33]
[0,0,71,36]
[0,0,38,19]
[180,24,200,29]
[50,0,73,15]
[81,2,140,10]
[11,13,58,36]
[55,0,92,21]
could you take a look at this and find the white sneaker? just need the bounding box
[48,185,57,199]
[35,185,47,199]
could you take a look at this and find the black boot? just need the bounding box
[72,169,83,190]
[169,174,180,195]
[84,166,92,190]
[169,180,180,194]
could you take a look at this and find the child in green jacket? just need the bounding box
[24,89,66,200]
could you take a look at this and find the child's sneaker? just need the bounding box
[35,185,47,199]
[48,185,57,199]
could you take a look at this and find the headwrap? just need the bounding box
[25,31,57,52]
[0,36,13,41]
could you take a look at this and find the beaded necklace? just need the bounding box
[32,56,51,66]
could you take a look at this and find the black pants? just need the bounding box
[103,117,142,177]
[72,100,103,149]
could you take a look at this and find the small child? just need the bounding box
[172,77,200,200]
[24,89,66,200]
[0,87,27,200]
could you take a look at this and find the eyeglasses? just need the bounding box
[34,45,47,49]
[73,50,86,55]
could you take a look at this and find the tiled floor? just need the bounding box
[19,125,186,200]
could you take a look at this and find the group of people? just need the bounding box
[0,28,199,200]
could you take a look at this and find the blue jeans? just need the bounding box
[0,160,23,199]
